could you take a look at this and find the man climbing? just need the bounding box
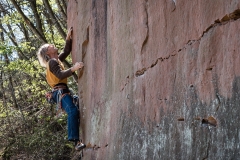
[37,27,86,151]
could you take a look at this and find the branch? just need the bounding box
[42,0,66,39]
[9,0,47,43]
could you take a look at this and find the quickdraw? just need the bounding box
[45,91,55,104]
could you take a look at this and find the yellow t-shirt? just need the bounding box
[46,59,67,88]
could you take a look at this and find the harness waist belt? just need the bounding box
[53,85,67,90]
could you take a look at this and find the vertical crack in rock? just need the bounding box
[136,9,240,77]
[171,0,176,12]
[210,65,221,113]
[92,0,96,10]
[143,85,146,105]
[215,93,221,112]
[172,0,176,5]
[202,127,212,160]
[141,0,149,53]
[82,27,89,60]
[206,57,215,71]
[79,27,89,79]
[203,136,210,160]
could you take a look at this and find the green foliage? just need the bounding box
[1,11,22,25]
[0,43,14,55]
[19,41,36,52]
[0,106,74,159]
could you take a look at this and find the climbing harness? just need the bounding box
[45,84,79,116]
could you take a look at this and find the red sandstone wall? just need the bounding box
[68,0,240,159]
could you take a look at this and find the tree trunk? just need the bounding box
[60,0,67,15]
[55,0,67,22]
[29,0,44,35]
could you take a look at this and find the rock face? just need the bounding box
[68,0,240,159]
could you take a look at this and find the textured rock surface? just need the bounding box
[68,0,240,159]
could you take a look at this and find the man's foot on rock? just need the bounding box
[75,142,86,151]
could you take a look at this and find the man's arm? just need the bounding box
[58,39,72,61]
[58,27,73,61]
[49,59,72,79]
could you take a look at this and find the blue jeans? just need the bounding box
[52,89,79,141]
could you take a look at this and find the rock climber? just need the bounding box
[37,27,86,151]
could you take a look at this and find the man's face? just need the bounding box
[47,44,58,55]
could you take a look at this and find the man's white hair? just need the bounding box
[37,44,50,68]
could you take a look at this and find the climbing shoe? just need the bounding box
[75,142,86,151]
